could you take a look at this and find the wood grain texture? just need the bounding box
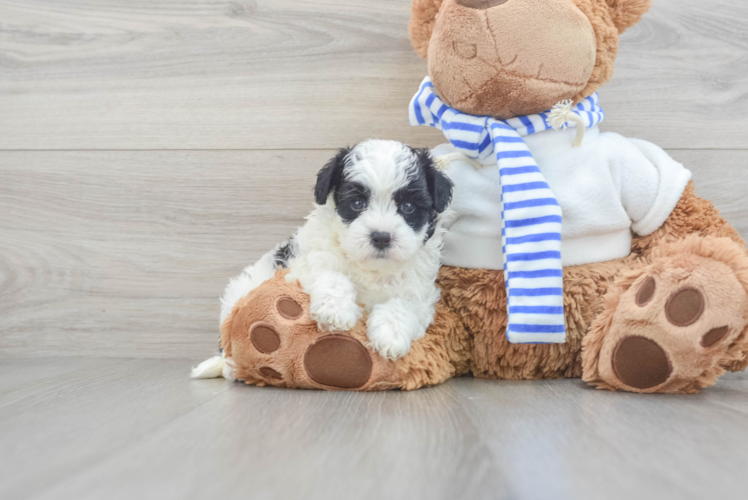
[0,358,746,500]
[1,1,746,497]
[1,149,746,359]
[0,358,232,499]
[0,150,332,358]
[0,0,747,150]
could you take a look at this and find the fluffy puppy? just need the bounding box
[192,139,453,380]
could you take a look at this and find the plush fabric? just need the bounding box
[408,0,649,117]
[425,0,598,118]
[221,270,465,391]
[605,0,654,33]
[582,234,748,393]
[409,0,444,58]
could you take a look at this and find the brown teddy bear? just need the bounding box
[211,0,748,394]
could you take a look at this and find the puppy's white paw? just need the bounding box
[309,275,362,331]
[367,319,413,360]
[312,297,362,332]
[367,299,424,360]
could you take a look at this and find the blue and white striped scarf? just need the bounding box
[409,77,605,344]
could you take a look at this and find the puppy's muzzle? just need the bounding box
[370,231,392,250]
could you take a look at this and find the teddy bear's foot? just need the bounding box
[215,271,465,391]
[218,272,414,391]
[583,236,748,394]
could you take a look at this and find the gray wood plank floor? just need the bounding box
[2,0,748,498]
[1,359,746,500]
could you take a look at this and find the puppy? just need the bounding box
[192,139,453,380]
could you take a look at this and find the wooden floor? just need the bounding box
[2,1,748,498]
[1,359,747,500]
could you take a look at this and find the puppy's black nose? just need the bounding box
[371,231,392,250]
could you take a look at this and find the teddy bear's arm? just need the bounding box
[630,181,746,258]
[613,137,692,237]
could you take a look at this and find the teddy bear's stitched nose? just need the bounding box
[457,0,510,9]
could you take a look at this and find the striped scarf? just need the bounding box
[409,77,605,344]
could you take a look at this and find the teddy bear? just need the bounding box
[210,0,748,394]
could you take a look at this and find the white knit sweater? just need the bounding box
[436,126,692,269]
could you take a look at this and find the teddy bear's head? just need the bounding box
[409,0,652,119]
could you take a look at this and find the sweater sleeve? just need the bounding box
[615,136,692,237]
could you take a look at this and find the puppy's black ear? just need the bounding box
[415,148,453,213]
[314,147,351,205]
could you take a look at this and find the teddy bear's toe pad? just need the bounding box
[259,366,283,379]
[277,297,303,319]
[702,326,730,347]
[664,287,704,326]
[250,324,281,353]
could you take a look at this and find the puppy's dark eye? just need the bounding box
[351,198,367,211]
[401,202,415,215]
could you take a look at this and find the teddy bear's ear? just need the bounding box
[605,0,652,33]
[409,0,445,58]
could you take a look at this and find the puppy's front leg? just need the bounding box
[307,272,363,332]
[367,298,429,360]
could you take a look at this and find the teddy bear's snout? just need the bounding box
[457,0,511,9]
[428,0,597,118]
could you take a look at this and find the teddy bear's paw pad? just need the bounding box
[612,336,672,390]
[303,335,373,389]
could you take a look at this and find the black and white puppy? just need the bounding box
[192,140,452,379]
